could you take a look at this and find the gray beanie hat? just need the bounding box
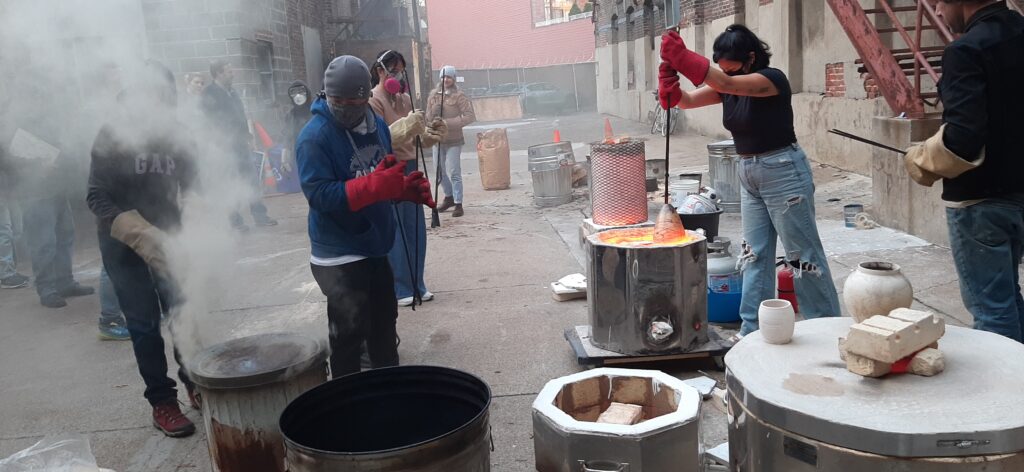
[439,65,457,80]
[324,55,371,99]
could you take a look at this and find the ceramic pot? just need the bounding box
[843,261,913,322]
[759,299,795,344]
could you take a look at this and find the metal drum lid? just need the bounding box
[707,139,736,155]
[725,318,1024,457]
[190,332,327,389]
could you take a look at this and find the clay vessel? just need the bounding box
[843,261,913,322]
[758,299,795,345]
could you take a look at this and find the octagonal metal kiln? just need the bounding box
[533,368,702,472]
[727,318,1024,471]
[586,228,709,355]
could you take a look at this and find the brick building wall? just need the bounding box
[286,0,325,88]
[425,0,594,70]
[141,0,298,122]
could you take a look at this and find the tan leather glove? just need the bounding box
[111,210,170,274]
[419,118,448,148]
[281,148,295,173]
[388,111,426,146]
[905,124,985,187]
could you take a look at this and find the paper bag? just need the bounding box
[476,128,510,190]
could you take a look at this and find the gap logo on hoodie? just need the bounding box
[350,142,385,178]
[134,153,178,175]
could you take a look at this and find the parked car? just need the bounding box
[464,87,489,97]
[521,82,575,115]
[488,83,523,95]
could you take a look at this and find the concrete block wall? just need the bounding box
[142,0,294,115]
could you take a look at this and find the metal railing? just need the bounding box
[829,0,953,117]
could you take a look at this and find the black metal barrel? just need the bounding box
[279,365,492,472]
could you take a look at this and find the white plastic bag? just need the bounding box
[0,434,114,472]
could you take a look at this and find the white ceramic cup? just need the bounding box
[759,299,795,344]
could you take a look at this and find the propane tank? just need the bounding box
[777,263,799,314]
[707,238,742,323]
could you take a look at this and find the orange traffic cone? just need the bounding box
[262,158,276,191]
[603,118,614,141]
[253,121,274,150]
[553,129,561,143]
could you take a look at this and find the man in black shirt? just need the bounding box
[88,61,200,437]
[905,0,1024,342]
[201,60,277,231]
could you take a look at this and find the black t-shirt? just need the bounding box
[720,67,798,155]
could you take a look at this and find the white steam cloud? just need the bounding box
[0,0,270,364]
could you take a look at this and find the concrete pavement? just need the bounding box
[0,111,977,470]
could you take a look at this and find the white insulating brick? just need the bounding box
[909,348,945,377]
[839,337,891,377]
[845,313,944,363]
[596,402,644,425]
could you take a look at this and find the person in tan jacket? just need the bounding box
[427,65,476,217]
[369,50,445,307]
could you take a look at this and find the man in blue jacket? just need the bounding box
[297,56,435,378]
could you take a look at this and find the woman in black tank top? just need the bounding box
[660,25,841,339]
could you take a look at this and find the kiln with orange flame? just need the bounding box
[585,227,709,355]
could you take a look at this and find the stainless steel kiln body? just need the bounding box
[532,368,702,472]
[726,318,1024,471]
[585,232,709,355]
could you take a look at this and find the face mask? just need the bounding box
[725,69,745,77]
[293,93,307,106]
[330,102,367,129]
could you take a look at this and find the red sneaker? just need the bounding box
[152,400,196,437]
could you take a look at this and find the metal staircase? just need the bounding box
[827,0,954,118]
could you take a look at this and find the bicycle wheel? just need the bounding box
[668,109,681,135]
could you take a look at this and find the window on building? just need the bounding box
[626,17,636,90]
[663,0,680,28]
[256,41,275,103]
[611,15,620,89]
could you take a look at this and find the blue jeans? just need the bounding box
[99,231,192,405]
[438,145,464,204]
[22,196,75,298]
[388,201,429,299]
[947,197,1024,342]
[99,266,124,325]
[0,198,16,279]
[737,144,841,335]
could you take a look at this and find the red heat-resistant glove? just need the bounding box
[658,62,682,110]
[661,31,710,87]
[400,171,436,208]
[345,154,405,211]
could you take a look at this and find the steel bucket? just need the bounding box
[528,142,575,208]
[708,140,741,213]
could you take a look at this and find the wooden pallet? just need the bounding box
[565,325,735,368]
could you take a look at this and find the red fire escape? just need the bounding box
[827,0,955,119]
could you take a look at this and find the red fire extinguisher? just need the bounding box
[777,258,799,313]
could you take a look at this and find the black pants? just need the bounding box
[311,257,399,378]
[230,151,270,225]
[98,231,193,406]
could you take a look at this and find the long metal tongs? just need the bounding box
[828,129,907,155]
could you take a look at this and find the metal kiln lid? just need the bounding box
[725,318,1024,457]
[190,332,327,389]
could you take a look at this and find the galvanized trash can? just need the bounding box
[708,139,741,213]
[280,365,492,472]
[528,142,576,208]
[189,333,328,472]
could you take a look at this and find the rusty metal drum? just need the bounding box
[189,332,328,472]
